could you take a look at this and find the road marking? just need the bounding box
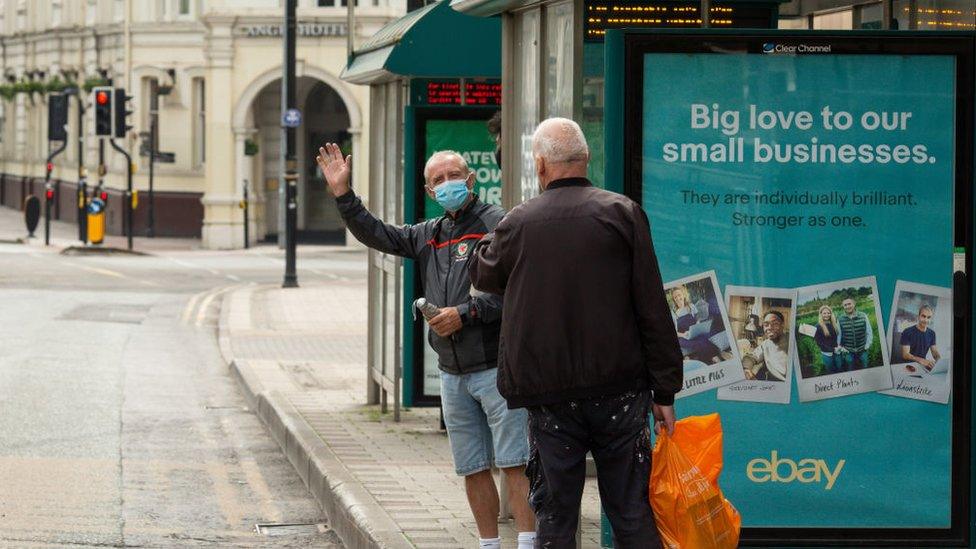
[181,290,208,324]
[79,265,125,278]
[226,274,241,282]
[193,284,246,327]
[59,260,162,287]
[166,256,224,277]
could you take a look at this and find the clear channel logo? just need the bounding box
[762,42,832,54]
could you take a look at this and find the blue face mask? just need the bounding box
[433,180,470,212]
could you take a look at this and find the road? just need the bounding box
[0,208,365,548]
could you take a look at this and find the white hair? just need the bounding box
[423,150,469,182]
[531,117,589,164]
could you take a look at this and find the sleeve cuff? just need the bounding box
[653,392,675,406]
[456,301,473,325]
[335,190,356,204]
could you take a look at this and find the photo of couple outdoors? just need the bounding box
[795,282,886,379]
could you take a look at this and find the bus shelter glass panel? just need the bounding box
[623,32,972,544]
[412,110,500,402]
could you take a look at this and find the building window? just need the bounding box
[179,0,190,15]
[0,0,6,34]
[16,0,25,30]
[86,0,96,25]
[51,0,61,26]
[114,0,124,22]
[193,77,206,165]
[812,8,853,29]
[318,0,335,5]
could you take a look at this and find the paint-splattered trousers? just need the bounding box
[525,390,663,549]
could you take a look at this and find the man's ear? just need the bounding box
[466,171,476,190]
[424,184,436,199]
[535,156,545,177]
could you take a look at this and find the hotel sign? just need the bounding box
[238,23,347,38]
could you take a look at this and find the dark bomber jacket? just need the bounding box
[336,191,504,375]
[469,177,684,408]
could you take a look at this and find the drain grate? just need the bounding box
[255,522,327,536]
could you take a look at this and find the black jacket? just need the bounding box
[337,191,504,375]
[469,178,683,408]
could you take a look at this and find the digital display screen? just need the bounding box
[585,1,775,40]
[424,81,501,106]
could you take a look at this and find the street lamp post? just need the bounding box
[282,0,299,288]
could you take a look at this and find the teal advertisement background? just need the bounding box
[642,53,955,527]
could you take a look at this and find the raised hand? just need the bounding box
[316,142,352,197]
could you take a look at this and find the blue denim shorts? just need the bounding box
[440,368,529,476]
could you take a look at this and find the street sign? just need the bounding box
[282,108,302,128]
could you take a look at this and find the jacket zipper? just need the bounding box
[444,219,463,373]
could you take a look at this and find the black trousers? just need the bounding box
[526,390,662,549]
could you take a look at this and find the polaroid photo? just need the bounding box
[717,287,798,404]
[880,281,952,404]
[663,270,744,398]
[794,276,891,402]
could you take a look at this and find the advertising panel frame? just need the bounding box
[613,30,974,546]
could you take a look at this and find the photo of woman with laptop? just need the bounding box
[663,271,743,398]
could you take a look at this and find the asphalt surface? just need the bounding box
[0,208,365,548]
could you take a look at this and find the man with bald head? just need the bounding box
[470,118,683,548]
[317,144,535,549]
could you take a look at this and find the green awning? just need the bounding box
[341,0,501,85]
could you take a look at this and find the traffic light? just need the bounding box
[113,87,133,138]
[45,187,54,201]
[93,87,113,137]
[48,93,68,142]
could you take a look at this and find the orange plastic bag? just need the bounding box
[649,413,740,549]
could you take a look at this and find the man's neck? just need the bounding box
[447,194,475,219]
[917,323,928,332]
[540,169,588,190]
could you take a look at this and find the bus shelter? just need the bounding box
[341,0,501,417]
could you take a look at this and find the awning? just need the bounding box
[341,0,501,85]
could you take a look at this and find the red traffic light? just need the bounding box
[46,162,52,172]
[96,91,110,105]
[45,189,54,200]
[99,191,108,201]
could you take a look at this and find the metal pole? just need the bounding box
[243,179,250,250]
[147,107,155,237]
[282,0,298,288]
[75,91,87,244]
[109,138,133,251]
[44,140,68,246]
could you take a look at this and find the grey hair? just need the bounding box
[531,117,589,163]
[423,150,469,182]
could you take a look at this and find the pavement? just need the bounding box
[218,279,606,549]
[0,200,202,252]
